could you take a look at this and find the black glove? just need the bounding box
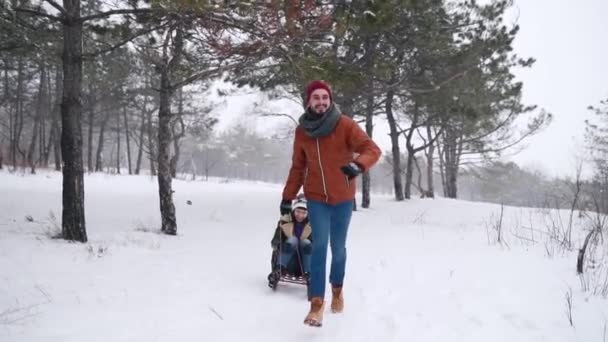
[280,199,292,215]
[341,162,361,179]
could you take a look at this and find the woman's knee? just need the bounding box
[300,238,312,253]
[282,236,298,251]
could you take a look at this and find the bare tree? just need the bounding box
[14,0,163,242]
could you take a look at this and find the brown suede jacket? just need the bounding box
[282,114,382,204]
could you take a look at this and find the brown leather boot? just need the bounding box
[331,286,344,313]
[303,297,324,327]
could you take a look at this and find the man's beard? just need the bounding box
[313,104,328,114]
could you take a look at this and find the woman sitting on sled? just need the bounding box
[268,197,312,288]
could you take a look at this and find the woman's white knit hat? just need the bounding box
[292,198,307,211]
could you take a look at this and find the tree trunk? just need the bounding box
[8,103,13,168]
[39,119,46,168]
[95,111,109,172]
[187,154,197,180]
[6,66,13,170]
[12,58,26,169]
[170,88,185,179]
[158,69,177,235]
[10,62,18,170]
[425,125,435,198]
[46,125,55,167]
[16,79,26,168]
[156,26,186,235]
[443,131,453,198]
[203,149,213,181]
[52,65,62,171]
[436,128,447,197]
[170,132,179,178]
[404,102,420,199]
[361,177,371,208]
[38,91,46,168]
[443,128,459,199]
[446,164,457,198]
[385,89,404,201]
[147,103,156,176]
[116,108,121,174]
[404,151,414,199]
[135,110,145,174]
[87,86,95,172]
[451,131,465,199]
[27,63,46,174]
[0,66,6,170]
[361,92,374,208]
[41,67,53,167]
[123,106,132,174]
[61,0,87,242]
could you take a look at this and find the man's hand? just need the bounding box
[341,162,361,179]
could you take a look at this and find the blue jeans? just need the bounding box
[279,236,312,274]
[307,199,353,299]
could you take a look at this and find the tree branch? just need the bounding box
[460,109,519,144]
[1,8,59,33]
[408,127,444,154]
[82,22,170,58]
[417,126,444,153]
[14,8,64,23]
[171,60,257,89]
[376,67,472,99]
[400,69,470,95]
[79,8,155,23]
[395,111,444,135]
[455,136,527,159]
[44,0,67,16]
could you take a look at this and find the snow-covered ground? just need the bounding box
[1,170,606,342]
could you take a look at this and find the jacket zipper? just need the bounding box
[316,138,329,202]
[345,175,350,188]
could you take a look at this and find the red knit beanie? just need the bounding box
[305,80,333,104]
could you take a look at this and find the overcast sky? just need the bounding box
[505,0,608,177]
[213,0,608,179]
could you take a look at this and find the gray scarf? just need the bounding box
[298,103,341,138]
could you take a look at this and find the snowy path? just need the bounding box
[1,171,606,341]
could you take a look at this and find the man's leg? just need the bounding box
[329,199,353,287]
[307,200,331,299]
[327,200,353,314]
